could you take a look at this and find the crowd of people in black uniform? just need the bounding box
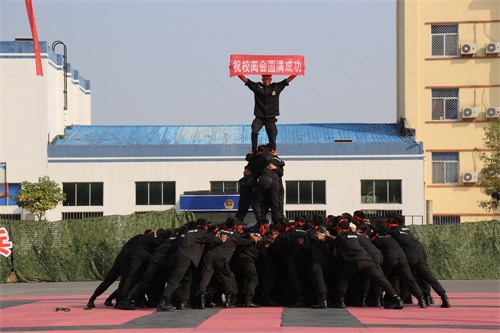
[86,144,451,312]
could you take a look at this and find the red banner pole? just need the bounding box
[25,0,43,76]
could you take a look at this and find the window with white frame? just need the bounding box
[431,24,458,57]
[136,181,175,205]
[361,180,402,204]
[63,182,103,206]
[432,89,459,120]
[432,152,459,184]
[286,181,326,204]
[211,181,239,194]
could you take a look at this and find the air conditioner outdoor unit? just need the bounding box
[485,107,500,118]
[485,42,500,54]
[460,43,476,55]
[461,107,477,119]
[462,172,478,183]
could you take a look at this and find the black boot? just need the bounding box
[157,298,175,312]
[417,296,428,308]
[360,295,367,307]
[104,297,113,307]
[199,295,206,310]
[384,295,404,309]
[330,296,345,309]
[244,301,260,308]
[440,294,451,308]
[289,296,306,308]
[86,295,96,308]
[224,295,237,309]
[372,296,382,307]
[121,297,136,310]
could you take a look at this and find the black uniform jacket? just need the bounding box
[177,228,223,267]
[387,226,424,260]
[332,230,373,263]
[245,79,289,118]
[371,232,407,260]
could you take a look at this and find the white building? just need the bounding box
[0,40,426,224]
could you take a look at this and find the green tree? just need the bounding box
[478,119,500,212]
[11,176,66,221]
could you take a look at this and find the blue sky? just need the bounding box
[1,0,397,126]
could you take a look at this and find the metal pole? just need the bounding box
[51,41,67,111]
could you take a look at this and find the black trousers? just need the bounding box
[339,259,397,298]
[383,257,423,297]
[253,175,280,223]
[90,253,129,302]
[361,253,384,297]
[310,255,333,302]
[198,252,237,296]
[235,185,257,223]
[128,262,163,301]
[119,251,149,300]
[286,252,307,303]
[238,259,259,303]
[407,257,446,296]
[161,254,194,303]
[251,117,277,151]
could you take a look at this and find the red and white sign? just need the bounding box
[230,54,305,77]
[0,227,12,258]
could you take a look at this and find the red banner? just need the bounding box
[25,0,43,76]
[230,54,305,77]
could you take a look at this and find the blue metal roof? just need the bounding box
[48,123,423,159]
[53,123,413,146]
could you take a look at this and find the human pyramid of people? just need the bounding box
[86,73,451,312]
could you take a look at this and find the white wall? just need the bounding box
[44,156,425,223]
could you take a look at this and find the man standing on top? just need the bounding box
[237,74,297,152]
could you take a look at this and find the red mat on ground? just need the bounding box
[0,300,154,328]
[349,306,498,326]
[194,307,283,332]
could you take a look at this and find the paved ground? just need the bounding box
[0,280,499,332]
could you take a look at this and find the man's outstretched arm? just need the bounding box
[286,75,297,83]
[238,75,248,83]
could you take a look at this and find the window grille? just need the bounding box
[432,89,459,120]
[62,212,103,220]
[433,215,461,225]
[431,24,458,57]
[285,210,327,221]
[0,214,21,220]
[432,152,459,184]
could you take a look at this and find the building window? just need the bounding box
[432,89,458,120]
[433,215,460,225]
[62,212,104,220]
[286,181,326,204]
[136,181,175,205]
[432,152,459,184]
[431,24,458,57]
[0,183,20,206]
[361,180,402,204]
[63,183,103,206]
[211,181,239,194]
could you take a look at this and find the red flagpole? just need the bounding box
[25,0,43,76]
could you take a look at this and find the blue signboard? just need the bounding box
[180,194,246,212]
